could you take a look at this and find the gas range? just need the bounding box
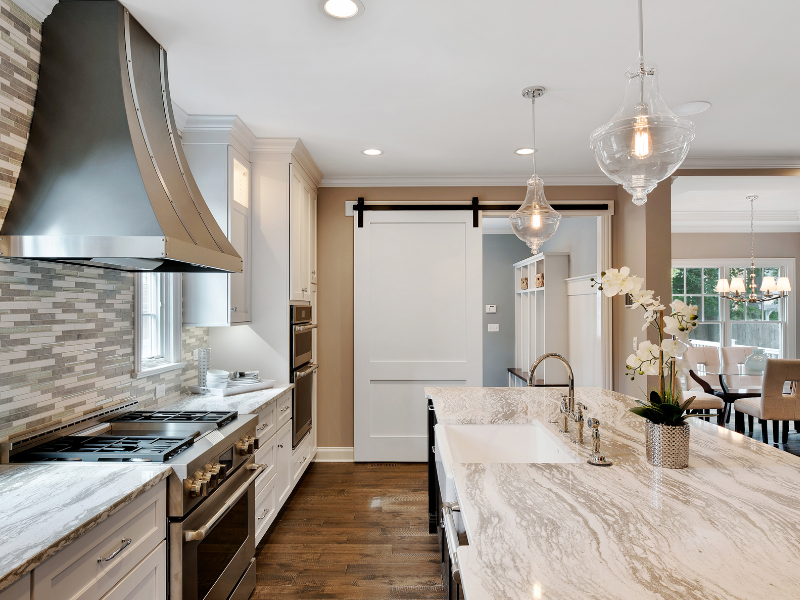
[1,403,259,518]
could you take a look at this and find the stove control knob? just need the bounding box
[189,479,207,499]
[210,463,226,482]
[201,470,217,488]
[236,438,254,456]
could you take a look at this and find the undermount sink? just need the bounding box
[441,422,579,464]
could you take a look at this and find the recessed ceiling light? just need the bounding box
[670,101,712,116]
[362,148,383,156]
[320,0,364,19]
[515,148,535,155]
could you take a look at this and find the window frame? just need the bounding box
[134,272,185,377]
[671,258,796,359]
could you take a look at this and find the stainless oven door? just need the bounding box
[170,457,263,600]
[292,364,316,448]
[292,323,315,369]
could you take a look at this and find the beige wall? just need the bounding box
[316,185,616,448]
[672,231,800,356]
[612,184,672,396]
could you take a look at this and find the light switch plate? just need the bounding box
[485,304,497,314]
[488,324,499,332]
[155,384,166,399]
[633,337,638,351]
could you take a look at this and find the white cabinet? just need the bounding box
[290,165,317,302]
[254,474,277,545]
[98,542,166,600]
[0,574,29,600]
[275,420,293,506]
[33,480,166,600]
[291,433,313,485]
[182,118,253,326]
[513,253,570,386]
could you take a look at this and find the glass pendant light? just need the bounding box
[589,0,695,205]
[510,86,561,254]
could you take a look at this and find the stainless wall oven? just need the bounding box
[170,454,263,600]
[290,304,317,448]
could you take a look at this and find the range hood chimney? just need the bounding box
[0,0,242,273]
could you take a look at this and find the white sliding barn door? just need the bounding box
[354,211,482,461]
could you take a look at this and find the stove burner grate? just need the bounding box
[16,435,195,463]
[111,410,237,428]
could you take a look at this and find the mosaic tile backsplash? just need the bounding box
[0,2,209,443]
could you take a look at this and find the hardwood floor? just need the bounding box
[253,463,445,600]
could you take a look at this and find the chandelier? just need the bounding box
[589,0,695,205]
[510,86,561,254]
[715,195,791,303]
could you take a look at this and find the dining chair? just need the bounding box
[685,345,722,391]
[734,359,800,444]
[722,346,761,389]
[679,386,726,426]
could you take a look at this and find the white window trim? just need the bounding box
[134,273,185,378]
[671,258,796,360]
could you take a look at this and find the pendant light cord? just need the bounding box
[531,96,537,176]
[638,0,645,104]
[750,195,755,270]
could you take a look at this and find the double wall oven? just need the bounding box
[290,304,317,448]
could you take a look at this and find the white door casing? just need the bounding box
[354,211,482,462]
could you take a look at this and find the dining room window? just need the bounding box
[671,261,795,359]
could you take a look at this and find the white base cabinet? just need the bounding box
[275,420,293,507]
[32,480,166,600]
[0,574,29,600]
[98,542,166,600]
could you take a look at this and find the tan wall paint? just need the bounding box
[612,184,672,396]
[316,185,616,448]
[672,231,800,355]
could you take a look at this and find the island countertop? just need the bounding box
[426,386,800,600]
[0,463,171,592]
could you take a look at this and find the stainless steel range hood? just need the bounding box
[0,0,242,273]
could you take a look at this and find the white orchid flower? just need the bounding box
[626,340,661,376]
[661,339,687,359]
[663,315,690,342]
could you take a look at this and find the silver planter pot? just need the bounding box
[645,421,690,469]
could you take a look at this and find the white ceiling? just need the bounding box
[27,0,800,186]
[671,176,800,233]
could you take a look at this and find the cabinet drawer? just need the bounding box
[98,541,165,600]
[291,436,312,484]
[255,431,277,496]
[254,474,277,545]
[255,401,276,442]
[34,480,166,600]
[0,573,30,600]
[276,391,292,430]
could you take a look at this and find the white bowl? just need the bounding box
[206,380,228,390]
[206,369,229,379]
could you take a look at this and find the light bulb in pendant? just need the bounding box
[532,212,541,229]
[632,110,652,159]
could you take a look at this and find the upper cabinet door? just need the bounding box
[229,148,251,323]
[310,188,317,286]
[289,165,313,301]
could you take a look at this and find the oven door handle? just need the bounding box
[184,464,265,542]
[295,364,318,380]
[293,324,318,333]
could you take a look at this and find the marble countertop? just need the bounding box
[164,383,293,415]
[0,463,171,592]
[426,386,800,600]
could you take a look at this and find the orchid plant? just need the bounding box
[592,267,703,426]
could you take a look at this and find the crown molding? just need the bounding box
[13,0,55,22]
[672,210,800,233]
[680,156,800,169]
[250,138,323,186]
[319,174,614,187]
[672,222,800,233]
[181,115,257,157]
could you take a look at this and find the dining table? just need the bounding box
[691,366,763,424]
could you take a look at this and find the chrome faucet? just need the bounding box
[528,353,584,441]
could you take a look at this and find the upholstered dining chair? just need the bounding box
[734,359,800,444]
[685,345,722,391]
[678,387,726,426]
[722,346,761,389]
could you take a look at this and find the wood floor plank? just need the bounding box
[254,462,444,599]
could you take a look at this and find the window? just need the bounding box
[671,260,795,359]
[135,272,183,376]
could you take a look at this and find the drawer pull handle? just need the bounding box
[281,406,290,412]
[278,444,283,448]
[98,539,131,563]
[257,423,268,432]
[258,509,269,520]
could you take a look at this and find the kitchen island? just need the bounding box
[427,386,800,600]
